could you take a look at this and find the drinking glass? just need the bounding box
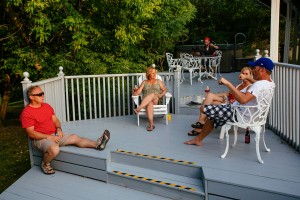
[204,86,210,93]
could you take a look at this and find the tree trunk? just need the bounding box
[0,90,10,120]
[0,74,12,127]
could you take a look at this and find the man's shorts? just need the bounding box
[204,104,234,128]
[32,133,72,153]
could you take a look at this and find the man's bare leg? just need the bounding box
[43,145,60,163]
[197,93,224,122]
[184,119,214,146]
[63,134,97,148]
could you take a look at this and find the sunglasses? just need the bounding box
[31,92,44,97]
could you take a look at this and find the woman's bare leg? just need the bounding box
[146,102,154,127]
[135,93,159,113]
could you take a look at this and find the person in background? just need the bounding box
[133,67,167,131]
[187,67,253,136]
[202,37,219,56]
[20,86,111,175]
[184,57,275,145]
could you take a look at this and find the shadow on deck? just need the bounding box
[1,114,300,200]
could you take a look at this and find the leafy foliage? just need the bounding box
[0,0,195,104]
[187,0,272,55]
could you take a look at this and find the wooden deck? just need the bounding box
[1,72,300,200]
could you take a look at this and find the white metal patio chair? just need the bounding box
[166,53,182,82]
[180,53,199,85]
[201,50,222,80]
[132,75,172,126]
[221,87,275,164]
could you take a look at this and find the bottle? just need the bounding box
[245,127,250,143]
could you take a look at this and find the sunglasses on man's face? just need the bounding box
[31,92,44,97]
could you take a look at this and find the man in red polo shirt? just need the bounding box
[20,85,110,175]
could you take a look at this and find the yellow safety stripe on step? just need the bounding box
[116,149,195,165]
[112,171,196,192]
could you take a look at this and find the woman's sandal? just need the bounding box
[188,130,201,136]
[147,125,155,131]
[191,122,204,129]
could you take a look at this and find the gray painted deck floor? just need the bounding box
[1,166,169,200]
[2,114,300,199]
[1,72,300,199]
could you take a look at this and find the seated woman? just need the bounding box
[188,67,253,136]
[133,67,167,131]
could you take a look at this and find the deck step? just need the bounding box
[32,148,108,182]
[111,149,202,179]
[109,150,205,199]
[108,163,205,200]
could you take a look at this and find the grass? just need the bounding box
[0,100,31,193]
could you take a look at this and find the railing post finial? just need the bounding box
[264,50,269,58]
[22,72,30,82]
[255,49,261,61]
[21,72,32,106]
[58,66,64,77]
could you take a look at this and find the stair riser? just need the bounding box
[34,156,108,182]
[111,152,202,179]
[108,173,204,200]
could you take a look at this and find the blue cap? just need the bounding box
[248,57,274,72]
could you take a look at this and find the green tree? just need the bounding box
[187,0,271,53]
[0,0,196,123]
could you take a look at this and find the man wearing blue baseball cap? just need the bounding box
[248,57,274,74]
[185,57,276,146]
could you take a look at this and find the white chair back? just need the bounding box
[221,86,275,163]
[132,74,172,126]
[138,74,161,86]
[232,87,274,126]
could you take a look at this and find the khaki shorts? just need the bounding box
[32,133,72,153]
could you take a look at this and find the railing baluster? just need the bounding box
[93,77,97,119]
[88,78,92,119]
[82,78,87,120]
[71,79,75,121]
[117,76,121,116]
[127,76,130,115]
[122,76,125,116]
[112,77,116,117]
[107,77,111,117]
[76,79,81,121]
[103,77,107,118]
[98,77,102,118]
[65,79,70,121]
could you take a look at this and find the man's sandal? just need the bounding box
[188,130,201,136]
[191,122,204,129]
[41,161,55,175]
[96,129,110,151]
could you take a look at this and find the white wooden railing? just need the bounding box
[63,72,177,121]
[21,60,300,152]
[21,67,66,122]
[21,68,181,123]
[269,62,300,152]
